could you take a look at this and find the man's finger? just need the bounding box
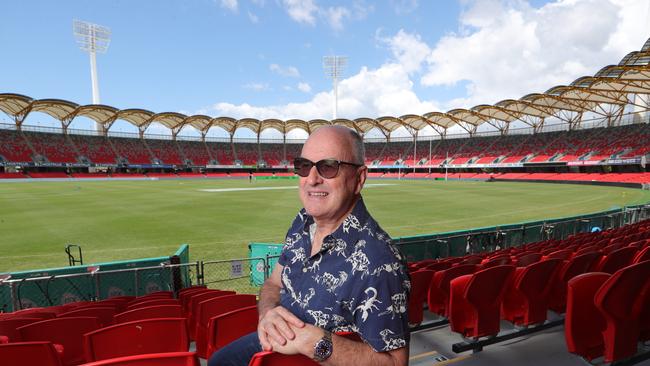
[276,307,305,328]
[258,326,272,351]
[267,325,288,346]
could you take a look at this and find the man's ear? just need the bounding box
[355,166,367,195]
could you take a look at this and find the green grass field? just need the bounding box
[1,178,649,273]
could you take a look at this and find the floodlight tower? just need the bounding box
[323,56,347,120]
[73,20,111,105]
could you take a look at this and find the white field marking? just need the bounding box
[198,183,395,192]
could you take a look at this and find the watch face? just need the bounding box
[315,338,333,360]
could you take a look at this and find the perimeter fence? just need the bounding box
[2,202,649,312]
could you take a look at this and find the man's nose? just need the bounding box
[306,165,323,185]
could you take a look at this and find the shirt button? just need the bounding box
[302,267,308,273]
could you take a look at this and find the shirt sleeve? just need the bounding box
[348,256,410,352]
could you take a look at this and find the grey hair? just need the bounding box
[346,128,365,165]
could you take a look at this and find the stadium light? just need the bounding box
[73,19,111,106]
[323,56,347,120]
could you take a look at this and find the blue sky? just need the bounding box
[1,0,649,137]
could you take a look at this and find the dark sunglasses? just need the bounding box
[293,157,363,179]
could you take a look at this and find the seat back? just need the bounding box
[248,351,319,366]
[84,317,189,362]
[0,341,63,366]
[597,247,637,274]
[58,306,117,327]
[407,270,434,325]
[196,294,258,358]
[178,285,207,295]
[180,288,214,314]
[515,253,543,267]
[18,316,101,366]
[633,246,650,264]
[78,351,199,366]
[560,252,602,282]
[515,259,562,298]
[545,249,573,260]
[480,255,511,270]
[594,260,650,362]
[0,317,41,341]
[565,272,610,360]
[465,265,515,306]
[125,299,180,311]
[114,305,183,324]
[207,305,258,357]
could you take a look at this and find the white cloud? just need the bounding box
[390,0,418,14]
[282,0,318,25]
[206,0,650,134]
[248,11,259,23]
[220,0,238,12]
[282,0,369,30]
[212,62,437,120]
[381,29,431,74]
[325,6,351,31]
[270,64,301,78]
[243,82,270,91]
[297,82,312,93]
[421,0,650,108]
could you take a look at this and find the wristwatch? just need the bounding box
[313,329,333,362]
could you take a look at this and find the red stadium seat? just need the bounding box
[248,351,318,366]
[501,259,562,326]
[427,264,477,317]
[566,272,611,359]
[593,246,637,274]
[549,251,602,313]
[84,317,189,362]
[407,270,434,325]
[125,299,180,311]
[514,252,543,267]
[633,245,650,264]
[0,341,64,366]
[595,261,650,362]
[206,305,258,358]
[114,305,183,324]
[58,306,117,327]
[448,265,515,338]
[78,351,200,366]
[565,261,650,362]
[0,317,41,342]
[17,316,101,366]
[195,294,257,358]
[188,291,235,339]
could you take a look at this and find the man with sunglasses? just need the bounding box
[209,126,410,366]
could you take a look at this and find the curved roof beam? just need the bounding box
[260,119,286,134]
[306,119,332,134]
[211,117,237,134]
[31,99,79,122]
[0,93,34,121]
[74,105,119,125]
[116,109,155,129]
[285,119,309,133]
[376,116,407,133]
[331,118,360,133]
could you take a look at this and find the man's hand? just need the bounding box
[257,305,305,351]
[269,323,322,356]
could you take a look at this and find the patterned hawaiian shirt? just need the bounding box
[277,198,411,352]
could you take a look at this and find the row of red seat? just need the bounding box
[0,287,260,365]
[3,121,650,166]
[407,219,650,361]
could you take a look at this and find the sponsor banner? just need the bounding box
[567,160,602,166]
[127,164,174,169]
[605,158,641,165]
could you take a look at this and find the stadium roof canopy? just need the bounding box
[2,38,650,139]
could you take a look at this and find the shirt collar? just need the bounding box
[300,197,370,254]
